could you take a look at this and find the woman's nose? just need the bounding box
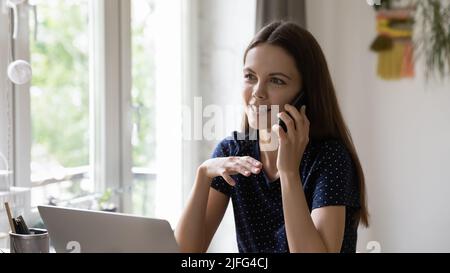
[252,83,267,100]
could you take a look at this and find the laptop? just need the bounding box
[38,205,179,253]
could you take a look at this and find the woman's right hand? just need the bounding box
[200,156,262,186]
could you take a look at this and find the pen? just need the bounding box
[4,202,16,234]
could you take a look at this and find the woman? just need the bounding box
[175,21,368,253]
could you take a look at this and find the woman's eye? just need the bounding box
[271,78,286,85]
[244,74,256,81]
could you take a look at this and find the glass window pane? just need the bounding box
[29,0,92,207]
[131,0,157,217]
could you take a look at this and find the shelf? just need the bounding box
[0,170,12,176]
[0,187,30,197]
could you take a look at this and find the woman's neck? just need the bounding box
[258,129,279,180]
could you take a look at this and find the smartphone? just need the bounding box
[278,92,306,133]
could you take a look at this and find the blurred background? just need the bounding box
[1,0,450,252]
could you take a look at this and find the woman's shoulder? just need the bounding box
[311,137,350,154]
[308,138,361,210]
[308,137,353,167]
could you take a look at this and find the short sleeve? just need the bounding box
[311,140,360,210]
[209,138,235,197]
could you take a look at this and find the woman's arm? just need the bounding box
[175,156,262,252]
[280,172,345,253]
[275,105,346,252]
[175,166,228,253]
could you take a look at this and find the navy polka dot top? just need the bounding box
[210,130,361,253]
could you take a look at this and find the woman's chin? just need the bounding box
[247,111,272,130]
[248,123,258,130]
[248,120,271,130]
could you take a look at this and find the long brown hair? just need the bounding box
[242,20,369,227]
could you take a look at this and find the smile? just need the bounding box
[250,105,272,114]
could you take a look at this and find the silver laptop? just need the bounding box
[38,205,179,253]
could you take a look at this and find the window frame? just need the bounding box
[90,0,133,213]
[12,2,32,220]
[0,5,14,190]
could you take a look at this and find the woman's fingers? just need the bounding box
[235,158,253,174]
[228,157,261,175]
[220,156,262,186]
[272,124,287,143]
[244,156,262,168]
[240,157,261,174]
[238,166,251,176]
[284,104,303,128]
[301,105,310,126]
[278,111,296,133]
[231,161,259,176]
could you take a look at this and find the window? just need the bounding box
[1,0,188,231]
[130,0,185,224]
[131,0,157,217]
[29,0,94,208]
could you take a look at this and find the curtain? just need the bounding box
[255,0,307,32]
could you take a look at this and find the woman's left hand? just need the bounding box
[272,105,310,175]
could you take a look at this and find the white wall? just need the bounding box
[196,0,256,252]
[307,0,450,252]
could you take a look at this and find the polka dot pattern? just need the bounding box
[210,131,361,253]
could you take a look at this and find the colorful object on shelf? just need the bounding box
[370,2,416,80]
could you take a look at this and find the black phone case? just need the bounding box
[278,92,306,133]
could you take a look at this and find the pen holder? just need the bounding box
[9,228,49,253]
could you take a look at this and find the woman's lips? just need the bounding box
[250,105,271,114]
